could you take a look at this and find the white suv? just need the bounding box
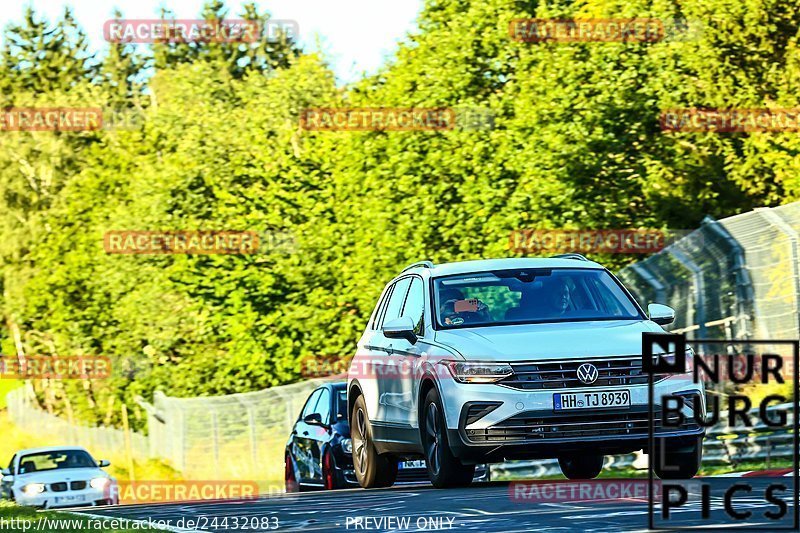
[347,256,705,488]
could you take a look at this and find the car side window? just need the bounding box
[402,277,425,336]
[370,285,394,330]
[381,277,412,327]
[315,388,331,424]
[301,389,322,419]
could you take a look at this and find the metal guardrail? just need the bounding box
[493,403,795,479]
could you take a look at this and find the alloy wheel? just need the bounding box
[354,407,368,475]
[425,402,441,476]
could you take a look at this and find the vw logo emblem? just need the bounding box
[576,363,599,385]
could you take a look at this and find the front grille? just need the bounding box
[70,481,87,490]
[500,358,666,390]
[465,408,699,443]
[50,482,68,492]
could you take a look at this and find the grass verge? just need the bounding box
[0,501,160,531]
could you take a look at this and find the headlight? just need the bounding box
[341,438,353,454]
[90,477,110,489]
[22,483,45,496]
[446,362,513,383]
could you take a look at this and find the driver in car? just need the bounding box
[543,277,572,317]
[439,289,491,325]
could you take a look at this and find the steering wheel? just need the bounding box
[443,300,491,325]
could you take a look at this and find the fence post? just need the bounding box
[757,208,800,338]
[211,409,220,473]
[121,403,136,482]
[248,406,258,474]
[670,247,707,340]
[630,263,666,303]
[702,216,755,339]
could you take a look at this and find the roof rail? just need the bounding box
[401,260,434,272]
[550,253,589,261]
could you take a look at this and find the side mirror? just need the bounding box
[303,413,324,426]
[1,468,10,476]
[648,303,675,326]
[382,316,418,344]
[98,460,110,468]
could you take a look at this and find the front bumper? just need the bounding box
[438,373,704,462]
[14,486,116,509]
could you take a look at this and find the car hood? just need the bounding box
[434,319,664,361]
[13,468,107,485]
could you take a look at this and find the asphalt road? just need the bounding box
[74,477,798,532]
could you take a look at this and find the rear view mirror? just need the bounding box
[382,316,418,344]
[648,303,675,326]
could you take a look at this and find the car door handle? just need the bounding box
[303,431,309,436]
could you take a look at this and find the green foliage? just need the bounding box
[0,0,799,430]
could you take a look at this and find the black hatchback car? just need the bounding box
[285,382,488,491]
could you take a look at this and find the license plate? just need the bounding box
[399,460,425,470]
[553,390,631,410]
[54,495,85,504]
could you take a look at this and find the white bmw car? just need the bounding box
[1,446,117,508]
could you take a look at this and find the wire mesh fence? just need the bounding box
[4,202,800,487]
[618,201,800,341]
[137,378,334,486]
[6,383,149,459]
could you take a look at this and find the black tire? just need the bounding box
[653,435,703,479]
[351,395,398,488]
[558,454,604,479]
[421,388,475,488]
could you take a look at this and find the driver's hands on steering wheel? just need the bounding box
[442,298,490,325]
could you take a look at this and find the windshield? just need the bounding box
[18,450,96,474]
[434,268,642,328]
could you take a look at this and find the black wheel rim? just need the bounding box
[353,407,368,476]
[425,402,441,476]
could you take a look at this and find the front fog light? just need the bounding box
[23,483,45,496]
[90,477,110,489]
[341,438,353,454]
[446,362,513,383]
